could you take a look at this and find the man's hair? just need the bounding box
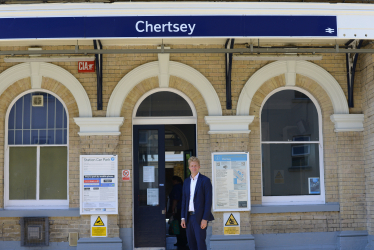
[188,156,200,166]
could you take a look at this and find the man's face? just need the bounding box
[189,161,200,176]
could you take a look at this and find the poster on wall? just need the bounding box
[212,152,251,212]
[80,155,118,215]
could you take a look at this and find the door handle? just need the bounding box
[162,209,166,214]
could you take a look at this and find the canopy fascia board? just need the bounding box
[0,3,372,40]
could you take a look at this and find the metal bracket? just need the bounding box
[225,38,235,110]
[93,40,103,110]
[345,39,363,108]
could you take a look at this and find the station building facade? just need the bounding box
[0,2,373,250]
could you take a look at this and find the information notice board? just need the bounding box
[212,152,250,212]
[80,155,118,215]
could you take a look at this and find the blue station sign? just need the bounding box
[0,15,337,39]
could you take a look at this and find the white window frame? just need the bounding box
[261,86,325,205]
[4,89,69,209]
[132,88,197,125]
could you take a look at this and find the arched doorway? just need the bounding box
[132,88,197,249]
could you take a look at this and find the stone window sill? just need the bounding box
[0,208,80,217]
[251,202,339,214]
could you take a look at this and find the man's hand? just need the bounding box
[181,219,186,228]
[200,219,208,229]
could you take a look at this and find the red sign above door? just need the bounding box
[78,61,95,73]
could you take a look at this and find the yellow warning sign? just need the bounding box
[94,216,105,226]
[92,227,107,237]
[224,227,240,235]
[225,213,239,226]
[274,170,284,184]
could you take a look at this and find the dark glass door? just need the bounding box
[133,125,165,248]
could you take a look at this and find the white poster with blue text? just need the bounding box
[80,155,118,215]
[212,152,250,212]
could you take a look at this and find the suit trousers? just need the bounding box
[186,214,207,250]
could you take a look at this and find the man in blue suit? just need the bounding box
[181,156,214,250]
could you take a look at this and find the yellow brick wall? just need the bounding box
[0,44,369,242]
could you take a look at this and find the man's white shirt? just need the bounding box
[189,172,199,212]
[182,172,200,220]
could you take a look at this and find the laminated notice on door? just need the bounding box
[143,166,155,182]
[147,188,159,206]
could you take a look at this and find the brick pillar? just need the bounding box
[209,133,251,235]
[335,132,366,232]
[361,47,374,241]
[79,135,121,238]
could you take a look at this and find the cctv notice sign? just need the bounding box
[80,155,118,215]
[212,152,250,212]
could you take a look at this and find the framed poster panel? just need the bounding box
[212,152,250,212]
[80,155,118,215]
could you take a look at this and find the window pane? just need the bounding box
[15,130,22,144]
[39,147,67,200]
[56,130,63,144]
[8,130,14,145]
[55,101,63,128]
[261,90,319,141]
[136,91,193,117]
[39,130,47,144]
[23,130,30,145]
[8,107,15,130]
[138,130,159,206]
[47,95,55,129]
[15,100,23,129]
[9,147,37,200]
[262,143,320,196]
[47,130,55,145]
[23,94,31,129]
[8,92,68,145]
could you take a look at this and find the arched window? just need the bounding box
[5,91,68,208]
[133,88,197,125]
[261,88,324,205]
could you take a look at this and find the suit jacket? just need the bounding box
[181,173,214,224]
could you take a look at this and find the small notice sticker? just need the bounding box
[225,213,239,226]
[94,216,105,226]
[122,170,130,181]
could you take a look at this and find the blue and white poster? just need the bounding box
[212,152,250,212]
[80,155,118,215]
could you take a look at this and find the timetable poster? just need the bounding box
[80,155,118,215]
[212,152,251,212]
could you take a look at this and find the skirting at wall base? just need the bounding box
[77,237,122,250]
[254,231,369,250]
[210,234,255,250]
[120,228,133,250]
[338,231,368,250]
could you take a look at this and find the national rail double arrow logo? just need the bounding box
[325,27,335,34]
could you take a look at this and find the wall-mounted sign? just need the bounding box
[223,213,240,235]
[78,61,95,73]
[91,215,107,237]
[212,152,250,212]
[80,155,118,215]
[0,16,337,39]
[122,170,130,181]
